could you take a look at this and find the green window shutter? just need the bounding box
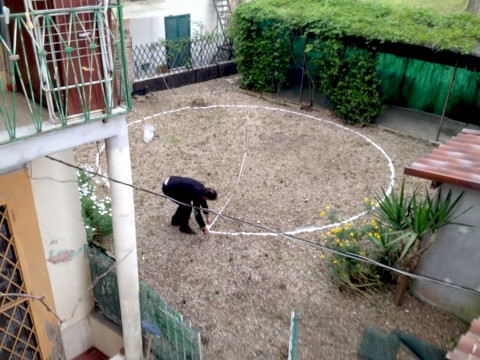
[165,16,179,41]
[165,14,191,68]
[177,14,190,39]
[165,14,190,41]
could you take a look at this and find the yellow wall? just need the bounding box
[0,168,59,358]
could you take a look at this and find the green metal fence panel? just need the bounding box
[288,310,298,360]
[87,246,202,360]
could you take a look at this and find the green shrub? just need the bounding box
[230,7,292,92]
[311,38,385,125]
[232,0,480,55]
[77,170,112,242]
[319,183,470,303]
[320,207,384,298]
[371,180,470,304]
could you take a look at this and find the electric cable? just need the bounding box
[45,155,480,297]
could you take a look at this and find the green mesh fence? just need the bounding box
[377,53,480,123]
[290,36,480,124]
[87,246,202,360]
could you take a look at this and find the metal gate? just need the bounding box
[0,204,42,359]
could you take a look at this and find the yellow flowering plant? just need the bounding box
[320,206,384,298]
[320,180,470,305]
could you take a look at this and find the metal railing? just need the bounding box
[87,246,202,360]
[0,2,131,145]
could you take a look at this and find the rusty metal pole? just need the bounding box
[435,62,457,142]
[467,0,480,14]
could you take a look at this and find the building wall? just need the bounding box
[412,184,480,323]
[0,168,59,358]
[30,150,95,359]
[124,0,217,47]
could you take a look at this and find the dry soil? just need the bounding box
[75,75,467,359]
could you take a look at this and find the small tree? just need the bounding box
[372,181,470,305]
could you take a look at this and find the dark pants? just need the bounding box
[171,204,192,229]
[162,182,192,230]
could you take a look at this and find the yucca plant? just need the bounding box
[374,181,413,231]
[372,180,470,305]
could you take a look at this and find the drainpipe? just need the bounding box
[105,118,143,360]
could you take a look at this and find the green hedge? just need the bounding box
[230,8,292,92]
[230,0,480,124]
[312,41,385,125]
[232,0,480,55]
[230,1,387,124]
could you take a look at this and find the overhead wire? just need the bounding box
[45,155,480,297]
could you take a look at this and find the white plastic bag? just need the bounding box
[143,124,155,143]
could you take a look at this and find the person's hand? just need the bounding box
[205,213,211,225]
[201,226,209,235]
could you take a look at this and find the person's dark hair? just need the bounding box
[204,187,217,200]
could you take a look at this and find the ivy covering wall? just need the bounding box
[230,0,480,124]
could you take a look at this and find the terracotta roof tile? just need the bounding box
[457,335,480,356]
[471,319,480,336]
[404,129,480,191]
[447,318,480,360]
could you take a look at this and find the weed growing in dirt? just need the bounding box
[320,207,383,300]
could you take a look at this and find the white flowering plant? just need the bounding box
[77,169,112,242]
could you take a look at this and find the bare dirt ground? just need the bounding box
[75,76,467,359]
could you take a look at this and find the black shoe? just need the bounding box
[179,226,196,235]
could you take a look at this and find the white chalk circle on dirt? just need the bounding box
[129,104,395,237]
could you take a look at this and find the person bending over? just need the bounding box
[162,176,217,235]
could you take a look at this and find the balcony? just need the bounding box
[0,1,131,145]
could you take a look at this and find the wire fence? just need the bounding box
[87,246,202,360]
[132,33,233,81]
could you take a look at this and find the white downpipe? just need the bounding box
[105,120,143,360]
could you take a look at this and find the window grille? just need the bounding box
[0,205,42,359]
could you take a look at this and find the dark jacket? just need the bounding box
[163,176,210,228]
